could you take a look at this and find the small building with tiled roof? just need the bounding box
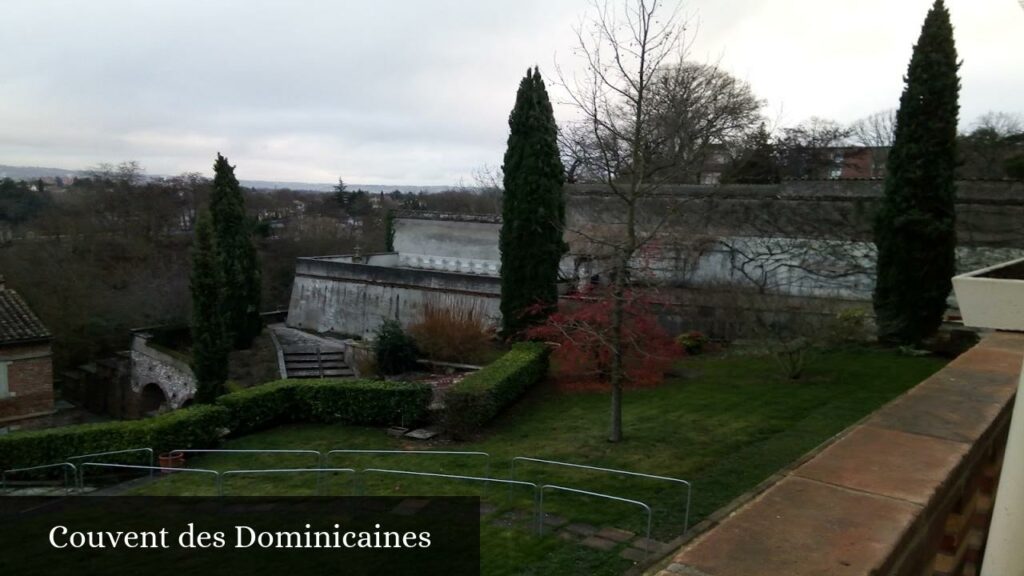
[0,274,55,427]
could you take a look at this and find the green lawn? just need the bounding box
[128,349,945,575]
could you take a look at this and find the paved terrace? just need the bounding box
[653,332,1024,576]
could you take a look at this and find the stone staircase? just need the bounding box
[282,347,354,379]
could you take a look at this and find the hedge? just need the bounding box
[0,405,229,472]
[0,379,432,471]
[297,379,431,427]
[444,342,549,438]
[219,378,432,435]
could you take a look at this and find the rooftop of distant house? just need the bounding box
[0,276,51,346]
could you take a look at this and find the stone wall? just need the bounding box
[128,334,195,417]
[0,342,54,423]
[652,332,1023,576]
[565,180,1024,300]
[287,256,501,338]
[392,213,502,272]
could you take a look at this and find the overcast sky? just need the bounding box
[1,0,1022,186]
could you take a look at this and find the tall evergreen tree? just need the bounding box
[500,67,566,336]
[210,153,262,349]
[190,211,228,403]
[873,0,960,345]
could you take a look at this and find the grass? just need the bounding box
[128,348,945,575]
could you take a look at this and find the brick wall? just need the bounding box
[0,342,55,422]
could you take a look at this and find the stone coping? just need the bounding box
[653,332,1024,576]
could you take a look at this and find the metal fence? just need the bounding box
[359,468,539,514]
[539,484,653,560]
[170,449,324,468]
[510,456,691,533]
[1,463,78,495]
[78,463,221,493]
[3,447,691,566]
[219,468,356,496]
[326,450,491,478]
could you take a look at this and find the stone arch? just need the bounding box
[139,383,168,416]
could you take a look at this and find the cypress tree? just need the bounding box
[210,153,262,349]
[873,0,960,345]
[190,211,228,403]
[500,67,566,336]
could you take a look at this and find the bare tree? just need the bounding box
[973,111,1024,136]
[959,111,1024,179]
[557,0,693,442]
[646,61,764,182]
[776,117,852,179]
[850,109,897,147]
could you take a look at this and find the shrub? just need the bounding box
[297,380,431,427]
[526,290,682,389]
[374,320,419,375]
[215,380,303,435]
[0,405,229,471]
[444,342,548,438]
[827,308,872,348]
[216,378,432,434]
[676,331,709,355]
[408,301,495,364]
[0,379,432,471]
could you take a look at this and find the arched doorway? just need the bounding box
[139,383,168,416]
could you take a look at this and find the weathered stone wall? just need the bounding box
[565,180,1024,301]
[287,256,501,338]
[0,342,54,423]
[128,334,195,416]
[393,214,502,271]
[566,180,1024,246]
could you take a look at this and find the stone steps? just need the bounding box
[281,348,353,379]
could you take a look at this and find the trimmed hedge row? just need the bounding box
[0,379,432,471]
[0,405,228,472]
[221,378,432,435]
[444,342,549,438]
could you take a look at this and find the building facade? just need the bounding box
[0,276,55,426]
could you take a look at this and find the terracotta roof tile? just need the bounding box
[0,288,51,345]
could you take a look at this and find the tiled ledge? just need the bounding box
[654,332,1024,576]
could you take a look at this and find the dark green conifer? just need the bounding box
[500,67,566,336]
[210,153,262,349]
[190,211,228,403]
[873,0,960,344]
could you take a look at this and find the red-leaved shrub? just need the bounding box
[525,288,682,391]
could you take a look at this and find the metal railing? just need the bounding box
[359,468,539,518]
[78,463,220,493]
[2,463,78,495]
[67,448,155,488]
[511,456,691,533]
[326,450,491,478]
[169,449,324,468]
[219,468,356,496]
[540,484,653,560]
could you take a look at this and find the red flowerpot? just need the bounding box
[158,452,185,471]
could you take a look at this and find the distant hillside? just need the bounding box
[239,180,457,194]
[0,164,457,193]
[0,164,82,180]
